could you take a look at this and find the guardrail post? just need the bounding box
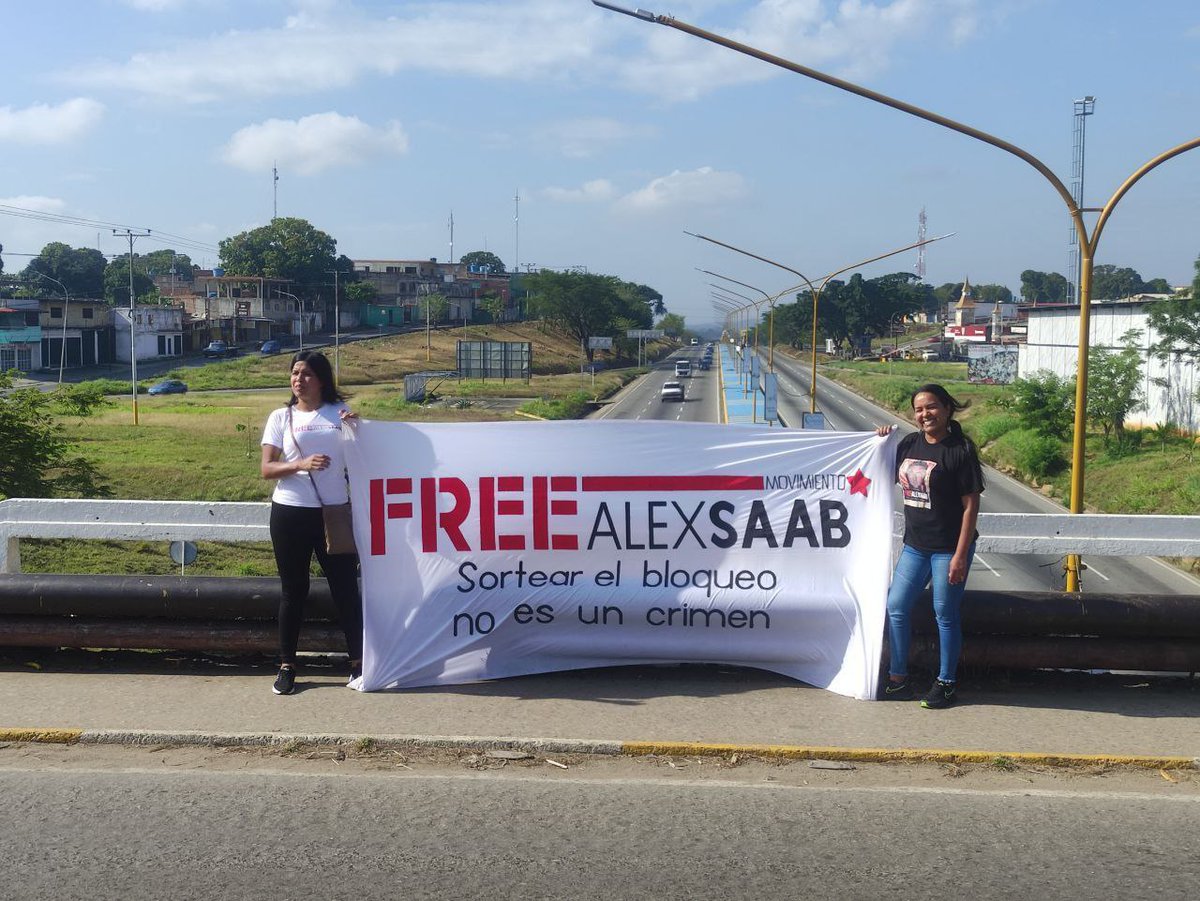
[0,536,18,575]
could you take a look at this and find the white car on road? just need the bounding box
[660,380,685,402]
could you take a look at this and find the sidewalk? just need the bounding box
[1,651,1196,766]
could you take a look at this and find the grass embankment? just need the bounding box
[21,323,662,575]
[816,359,1200,526]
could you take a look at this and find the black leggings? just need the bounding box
[270,502,363,665]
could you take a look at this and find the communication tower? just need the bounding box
[914,207,927,280]
[1067,97,1096,304]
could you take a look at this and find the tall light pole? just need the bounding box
[690,231,951,412]
[278,290,303,352]
[33,272,70,384]
[324,268,341,381]
[597,2,1200,591]
[113,229,150,425]
[699,270,771,364]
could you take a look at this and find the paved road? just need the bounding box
[770,351,1200,596]
[593,347,720,424]
[3,747,1197,901]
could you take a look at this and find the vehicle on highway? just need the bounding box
[660,380,685,402]
[202,340,233,358]
[698,358,711,370]
[260,339,282,355]
[674,360,692,377]
[147,379,188,395]
[921,350,940,362]
[690,337,698,345]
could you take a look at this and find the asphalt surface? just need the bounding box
[3,343,1197,768]
[1,651,1197,765]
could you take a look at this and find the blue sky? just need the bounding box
[2,0,1198,329]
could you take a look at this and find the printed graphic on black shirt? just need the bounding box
[899,458,936,509]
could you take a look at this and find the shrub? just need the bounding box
[998,428,1066,478]
[970,412,1020,446]
[519,390,593,420]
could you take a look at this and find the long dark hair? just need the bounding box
[287,350,346,406]
[912,383,983,482]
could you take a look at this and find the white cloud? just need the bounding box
[0,195,68,213]
[608,0,981,100]
[534,118,657,159]
[60,1,597,103]
[221,112,409,176]
[616,167,746,212]
[0,99,105,145]
[541,179,617,203]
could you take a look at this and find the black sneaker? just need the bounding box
[921,679,957,709]
[272,666,296,695]
[881,678,915,701]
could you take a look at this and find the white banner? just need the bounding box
[344,421,898,699]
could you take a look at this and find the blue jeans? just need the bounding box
[886,542,975,683]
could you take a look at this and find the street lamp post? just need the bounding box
[689,231,951,413]
[324,269,341,381]
[598,3,1200,590]
[278,291,303,351]
[33,272,70,384]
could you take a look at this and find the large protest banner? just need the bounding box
[344,420,897,699]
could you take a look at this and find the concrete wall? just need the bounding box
[1018,302,1194,430]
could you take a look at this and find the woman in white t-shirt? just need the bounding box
[260,350,361,695]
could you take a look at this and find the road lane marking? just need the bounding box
[973,553,1002,578]
[1083,560,1110,582]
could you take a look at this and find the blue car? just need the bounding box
[148,379,188,395]
[260,339,282,355]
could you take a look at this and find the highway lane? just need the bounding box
[4,752,1197,901]
[592,347,719,424]
[769,350,1200,596]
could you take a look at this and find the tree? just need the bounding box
[417,291,449,324]
[525,271,623,362]
[218,217,349,293]
[102,257,157,305]
[1008,372,1075,440]
[0,374,108,499]
[141,249,194,282]
[1087,329,1145,451]
[344,281,378,304]
[975,283,1014,304]
[1147,256,1200,361]
[1020,270,1069,304]
[22,243,107,298]
[1143,277,1173,294]
[657,313,686,337]
[1091,265,1145,301]
[460,250,507,274]
[478,292,507,322]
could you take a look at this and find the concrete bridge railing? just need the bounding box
[4,498,1200,575]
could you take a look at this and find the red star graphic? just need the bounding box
[848,469,871,497]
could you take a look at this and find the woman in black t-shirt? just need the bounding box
[875,384,984,709]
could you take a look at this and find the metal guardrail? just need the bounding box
[3,498,1200,574]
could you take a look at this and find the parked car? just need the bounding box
[147,379,188,396]
[202,340,231,358]
[260,339,282,355]
[674,360,692,377]
[661,380,685,402]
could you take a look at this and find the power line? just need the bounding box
[0,203,219,254]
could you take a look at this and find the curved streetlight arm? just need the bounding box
[610,3,1200,591]
[621,7,1081,227]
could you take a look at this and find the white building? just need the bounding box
[113,305,185,364]
[1018,300,1197,431]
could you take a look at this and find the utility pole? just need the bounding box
[513,191,519,274]
[325,268,341,381]
[113,229,150,425]
[273,162,279,221]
